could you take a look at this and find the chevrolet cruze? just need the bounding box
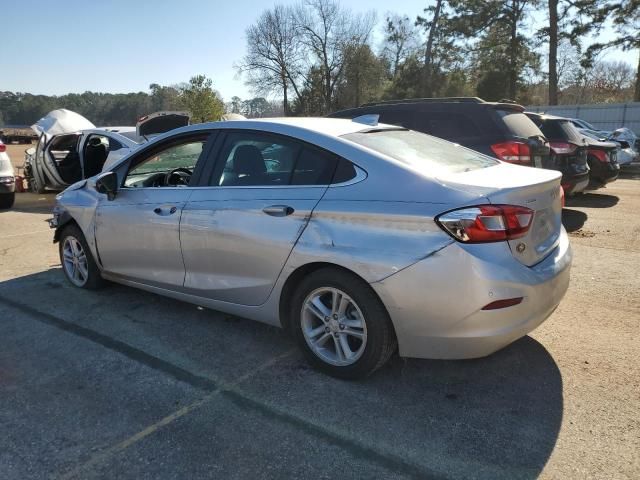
[50,118,572,379]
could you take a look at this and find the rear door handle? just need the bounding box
[262,205,294,217]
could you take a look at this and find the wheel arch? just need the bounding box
[278,261,394,336]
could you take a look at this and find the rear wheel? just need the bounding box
[290,268,397,379]
[0,193,15,209]
[58,224,104,289]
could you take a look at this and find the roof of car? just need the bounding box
[180,117,400,138]
[525,112,568,121]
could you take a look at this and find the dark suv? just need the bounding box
[526,113,617,190]
[329,98,587,195]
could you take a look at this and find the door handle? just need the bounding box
[262,205,294,217]
[153,206,178,215]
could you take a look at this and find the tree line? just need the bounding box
[238,0,639,114]
[1,0,637,126]
[0,75,229,127]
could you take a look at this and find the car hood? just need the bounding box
[31,109,95,141]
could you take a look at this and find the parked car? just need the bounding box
[609,128,639,165]
[568,118,610,137]
[579,128,637,166]
[527,112,606,193]
[329,97,588,195]
[0,140,16,209]
[49,117,572,379]
[25,109,190,192]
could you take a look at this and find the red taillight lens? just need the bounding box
[490,141,531,165]
[0,144,6,152]
[550,142,577,155]
[436,205,534,243]
[589,149,608,163]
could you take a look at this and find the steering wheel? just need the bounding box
[164,167,192,186]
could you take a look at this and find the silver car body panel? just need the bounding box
[54,118,571,358]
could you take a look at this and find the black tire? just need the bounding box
[31,175,47,194]
[290,267,397,380]
[0,193,15,209]
[58,224,105,290]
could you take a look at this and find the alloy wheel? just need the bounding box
[62,236,89,287]
[301,287,368,367]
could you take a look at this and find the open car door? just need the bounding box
[136,111,190,138]
[31,109,95,189]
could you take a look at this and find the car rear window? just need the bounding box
[539,120,581,142]
[343,129,498,174]
[496,110,544,138]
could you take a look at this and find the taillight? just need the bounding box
[0,144,6,152]
[550,142,577,155]
[491,141,531,165]
[436,205,534,243]
[589,149,608,163]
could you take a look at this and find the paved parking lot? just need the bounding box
[1,158,639,478]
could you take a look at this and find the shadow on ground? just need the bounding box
[562,208,588,232]
[565,192,618,208]
[0,269,564,479]
[2,192,57,214]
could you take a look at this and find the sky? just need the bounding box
[2,0,637,101]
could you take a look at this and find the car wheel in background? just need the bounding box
[290,268,397,379]
[0,192,15,209]
[58,224,104,289]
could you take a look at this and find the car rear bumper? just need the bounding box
[371,229,572,359]
[589,161,619,186]
[0,178,16,193]
[561,172,589,195]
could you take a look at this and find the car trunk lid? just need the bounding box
[438,162,563,266]
[136,111,190,138]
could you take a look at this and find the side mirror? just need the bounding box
[95,171,118,200]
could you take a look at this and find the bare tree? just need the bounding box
[237,5,304,115]
[295,0,375,113]
[381,14,419,78]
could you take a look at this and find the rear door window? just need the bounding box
[212,132,343,187]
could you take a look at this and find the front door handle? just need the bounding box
[154,206,178,215]
[262,205,294,217]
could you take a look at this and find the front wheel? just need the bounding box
[0,193,15,209]
[58,224,104,289]
[290,268,397,379]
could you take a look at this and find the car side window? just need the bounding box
[420,112,481,140]
[213,132,340,187]
[124,138,207,188]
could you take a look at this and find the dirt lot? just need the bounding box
[0,147,639,478]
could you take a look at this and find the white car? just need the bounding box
[0,140,16,209]
[25,109,190,192]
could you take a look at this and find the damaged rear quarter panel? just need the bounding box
[287,199,455,282]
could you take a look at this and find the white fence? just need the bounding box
[526,102,640,134]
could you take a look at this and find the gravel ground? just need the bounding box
[0,146,638,479]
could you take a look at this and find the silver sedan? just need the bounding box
[50,118,572,379]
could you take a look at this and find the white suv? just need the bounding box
[0,140,16,209]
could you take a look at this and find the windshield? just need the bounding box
[343,129,498,174]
